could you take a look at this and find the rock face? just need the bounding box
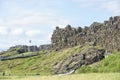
[39,44,51,50]
[53,48,105,74]
[9,45,40,53]
[51,16,120,52]
[7,44,52,54]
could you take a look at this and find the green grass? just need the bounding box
[0,45,84,75]
[76,52,120,73]
[0,45,120,75]
[0,73,119,80]
[98,52,120,72]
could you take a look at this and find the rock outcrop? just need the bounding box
[9,45,40,53]
[53,48,105,74]
[8,44,52,53]
[39,44,51,50]
[51,16,120,52]
[0,45,40,60]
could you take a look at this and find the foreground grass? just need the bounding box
[0,45,119,75]
[0,45,84,75]
[0,73,119,80]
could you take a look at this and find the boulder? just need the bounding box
[53,48,105,74]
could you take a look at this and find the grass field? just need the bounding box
[0,73,120,80]
[0,45,120,78]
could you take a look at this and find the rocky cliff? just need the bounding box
[8,44,51,53]
[51,16,120,52]
[53,48,105,74]
[9,45,40,53]
[39,44,51,50]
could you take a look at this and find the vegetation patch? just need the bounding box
[76,52,120,73]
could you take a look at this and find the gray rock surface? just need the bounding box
[9,45,40,53]
[51,16,120,52]
[39,44,51,50]
[53,48,105,74]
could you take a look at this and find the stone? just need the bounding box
[8,45,40,53]
[51,16,120,52]
[77,27,82,33]
[65,24,72,30]
[39,44,51,50]
[53,48,105,74]
[56,26,59,30]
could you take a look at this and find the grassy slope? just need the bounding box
[76,52,120,73]
[0,46,84,75]
[0,45,120,75]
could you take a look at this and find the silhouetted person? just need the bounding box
[2,71,5,76]
[29,40,32,43]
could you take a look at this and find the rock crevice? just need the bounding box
[53,48,105,74]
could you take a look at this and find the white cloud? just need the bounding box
[71,0,107,7]
[10,28,24,36]
[25,30,43,37]
[0,19,3,24]
[0,27,9,35]
[72,0,105,3]
[0,0,70,28]
[102,1,120,14]
[0,26,25,36]
[4,12,70,28]
[72,0,120,14]
[0,1,70,28]
[0,0,70,50]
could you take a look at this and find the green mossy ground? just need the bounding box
[0,45,119,75]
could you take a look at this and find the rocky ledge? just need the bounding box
[53,48,105,74]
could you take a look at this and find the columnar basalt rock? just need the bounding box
[51,16,120,52]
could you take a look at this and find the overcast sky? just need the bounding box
[0,0,120,50]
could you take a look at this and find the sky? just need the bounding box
[0,0,120,51]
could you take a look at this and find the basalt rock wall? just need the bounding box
[51,16,120,52]
[9,45,40,53]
